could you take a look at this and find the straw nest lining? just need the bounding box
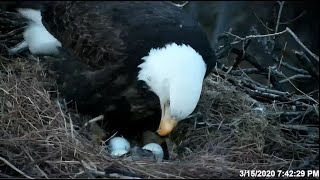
[0,53,318,179]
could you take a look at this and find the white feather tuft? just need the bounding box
[17,8,42,24]
[138,43,206,121]
[17,8,61,55]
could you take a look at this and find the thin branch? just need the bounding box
[237,66,269,88]
[293,50,319,80]
[232,66,306,78]
[286,27,319,61]
[272,56,309,75]
[230,48,283,90]
[227,29,287,42]
[27,152,60,167]
[226,40,252,74]
[286,114,303,124]
[225,27,319,62]
[251,10,274,31]
[280,124,319,132]
[215,67,316,107]
[280,10,306,25]
[274,1,285,37]
[248,90,290,103]
[279,74,312,83]
[0,26,26,39]
[57,100,68,135]
[0,156,34,179]
[242,80,289,96]
[83,115,104,127]
[270,110,316,117]
[241,77,268,88]
[267,66,272,89]
[278,41,287,70]
[279,72,319,104]
[68,113,75,140]
[231,68,260,75]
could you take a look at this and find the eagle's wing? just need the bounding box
[40,1,214,71]
[41,1,128,69]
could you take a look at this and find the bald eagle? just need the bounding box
[5,1,216,137]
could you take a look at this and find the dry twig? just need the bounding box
[0,156,34,179]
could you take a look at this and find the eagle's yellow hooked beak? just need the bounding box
[157,103,178,136]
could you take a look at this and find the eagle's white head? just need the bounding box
[138,43,206,136]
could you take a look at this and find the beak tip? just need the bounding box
[157,129,167,137]
[158,118,178,136]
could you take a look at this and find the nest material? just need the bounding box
[0,54,318,179]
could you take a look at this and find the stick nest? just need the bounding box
[0,54,318,179]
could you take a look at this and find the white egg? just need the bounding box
[142,143,164,162]
[108,137,131,157]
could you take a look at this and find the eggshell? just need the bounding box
[142,143,164,162]
[108,137,130,157]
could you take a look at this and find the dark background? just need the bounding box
[181,1,319,96]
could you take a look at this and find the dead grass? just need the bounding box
[0,54,318,179]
